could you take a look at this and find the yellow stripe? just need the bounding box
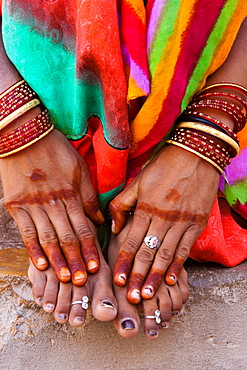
[130,0,197,151]
[125,0,146,24]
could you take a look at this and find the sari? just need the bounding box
[1,0,247,266]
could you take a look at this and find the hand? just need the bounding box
[0,129,104,286]
[110,144,219,303]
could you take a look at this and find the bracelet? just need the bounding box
[0,110,54,157]
[198,83,247,97]
[0,80,25,99]
[0,98,40,130]
[166,140,226,174]
[177,114,231,135]
[193,92,247,114]
[177,121,240,156]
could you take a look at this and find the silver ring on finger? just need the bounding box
[144,309,161,324]
[144,236,161,250]
[71,296,89,310]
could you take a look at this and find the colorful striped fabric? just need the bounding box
[1,0,247,265]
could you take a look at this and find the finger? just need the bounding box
[9,207,49,271]
[65,197,100,274]
[126,223,166,304]
[79,158,105,225]
[141,226,185,298]
[164,224,201,285]
[113,208,151,287]
[109,178,138,234]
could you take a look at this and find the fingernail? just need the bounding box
[101,300,114,309]
[111,220,116,233]
[87,260,98,272]
[169,274,177,282]
[73,271,87,283]
[121,319,135,330]
[44,303,54,312]
[142,286,154,298]
[37,257,47,268]
[60,267,71,278]
[148,330,158,337]
[130,289,140,300]
[96,209,105,223]
[58,314,67,320]
[117,273,126,285]
[74,316,85,324]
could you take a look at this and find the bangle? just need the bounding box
[177,121,240,156]
[198,83,247,97]
[0,99,40,130]
[193,92,247,114]
[0,110,54,157]
[0,80,25,99]
[177,114,231,135]
[166,140,225,174]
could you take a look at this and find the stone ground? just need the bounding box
[0,182,246,370]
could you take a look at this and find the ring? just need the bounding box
[144,236,161,249]
[144,310,161,324]
[71,296,89,310]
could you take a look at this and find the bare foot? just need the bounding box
[28,220,117,326]
[108,217,190,339]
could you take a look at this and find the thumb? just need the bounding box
[109,178,139,234]
[79,160,105,225]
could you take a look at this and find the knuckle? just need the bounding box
[21,224,37,239]
[76,225,94,240]
[176,245,190,258]
[136,248,154,264]
[122,237,140,253]
[158,247,174,264]
[60,233,79,248]
[40,230,58,243]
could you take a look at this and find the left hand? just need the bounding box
[110,144,220,303]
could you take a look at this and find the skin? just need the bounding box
[110,17,247,302]
[28,217,190,339]
[0,21,104,286]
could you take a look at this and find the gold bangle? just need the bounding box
[166,140,224,174]
[0,99,40,130]
[0,125,54,158]
[177,121,240,155]
[199,83,247,96]
[0,80,25,100]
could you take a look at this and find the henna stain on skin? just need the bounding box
[165,257,185,285]
[143,268,164,290]
[6,189,78,210]
[136,202,208,225]
[128,272,145,292]
[28,168,47,182]
[114,250,133,285]
[165,188,182,202]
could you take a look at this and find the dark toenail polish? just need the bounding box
[172,311,179,316]
[101,300,114,308]
[37,297,43,303]
[58,314,67,320]
[121,319,135,330]
[74,316,84,324]
[161,322,168,329]
[148,330,158,336]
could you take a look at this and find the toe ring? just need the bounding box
[71,296,89,310]
[144,310,161,324]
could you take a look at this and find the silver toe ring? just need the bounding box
[144,236,161,249]
[144,309,161,324]
[71,296,89,310]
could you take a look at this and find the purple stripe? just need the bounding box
[147,0,169,48]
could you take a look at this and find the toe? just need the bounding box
[54,283,73,323]
[69,286,88,327]
[142,299,161,339]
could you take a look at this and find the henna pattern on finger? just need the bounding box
[141,268,164,299]
[114,250,133,286]
[136,202,209,225]
[126,272,144,304]
[80,236,99,273]
[165,256,185,285]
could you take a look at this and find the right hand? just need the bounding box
[0,128,104,286]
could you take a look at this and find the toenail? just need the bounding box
[161,322,170,329]
[44,303,54,311]
[130,289,140,299]
[101,301,114,309]
[172,311,179,316]
[37,297,43,303]
[121,319,135,330]
[58,314,67,320]
[74,316,84,324]
[148,330,158,337]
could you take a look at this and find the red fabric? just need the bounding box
[190,195,247,267]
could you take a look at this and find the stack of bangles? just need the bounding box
[0,79,54,158]
[166,83,247,174]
